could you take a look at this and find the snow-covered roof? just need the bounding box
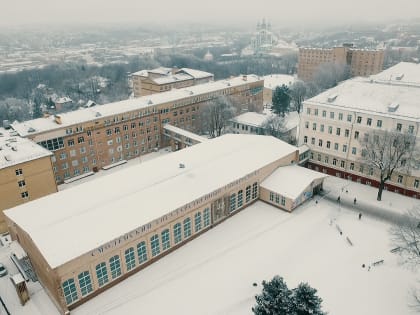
[5,134,297,268]
[230,112,270,127]
[177,68,213,79]
[12,75,262,137]
[305,78,420,120]
[284,111,300,131]
[369,62,420,87]
[55,97,72,104]
[153,73,192,85]
[0,129,52,170]
[261,165,328,199]
[163,124,208,143]
[263,74,296,90]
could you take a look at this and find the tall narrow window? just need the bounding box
[124,248,136,271]
[183,218,191,238]
[150,234,160,257]
[109,255,122,279]
[230,193,236,212]
[237,190,243,207]
[62,278,78,305]
[137,241,148,263]
[78,271,93,297]
[96,262,108,287]
[246,185,251,203]
[173,223,182,244]
[252,182,258,199]
[203,208,210,227]
[161,229,170,250]
[194,212,202,232]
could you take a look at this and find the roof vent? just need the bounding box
[54,115,62,125]
[95,112,102,117]
[11,146,17,151]
[148,99,153,105]
[395,73,404,80]
[388,102,399,112]
[27,127,36,133]
[4,155,12,161]
[179,163,185,168]
[327,94,338,102]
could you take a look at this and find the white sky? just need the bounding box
[1,0,420,27]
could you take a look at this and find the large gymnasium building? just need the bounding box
[5,134,327,314]
[11,75,264,184]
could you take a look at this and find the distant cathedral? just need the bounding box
[251,19,275,53]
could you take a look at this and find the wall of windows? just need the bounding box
[109,255,122,279]
[150,234,160,257]
[62,278,78,305]
[124,248,136,271]
[78,271,93,297]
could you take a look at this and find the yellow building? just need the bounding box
[132,67,214,97]
[298,45,384,81]
[5,134,326,314]
[11,75,264,184]
[0,130,57,233]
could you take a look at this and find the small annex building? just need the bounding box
[4,134,327,314]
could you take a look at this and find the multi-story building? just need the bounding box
[298,44,384,81]
[5,134,327,314]
[11,75,264,184]
[131,67,214,97]
[298,62,420,198]
[0,129,57,232]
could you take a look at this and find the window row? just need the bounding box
[269,191,286,206]
[230,182,258,212]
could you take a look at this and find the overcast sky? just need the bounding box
[1,0,420,27]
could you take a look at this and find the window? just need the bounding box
[396,123,402,132]
[314,108,318,116]
[124,248,136,271]
[338,113,343,120]
[123,125,128,131]
[377,120,382,128]
[306,108,311,115]
[318,139,323,147]
[328,126,332,134]
[333,158,337,166]
[137,241,148,263]
[304,136,308,143]
[270,192,274,202]
[281,196,286,206]
[15,168,23,176]
[311,137,315,145]
[357,116,362,123]
[322,110,326,117]
[62,278,78,305]
[237,190,243,207]
[275,193,280,204]
[350,163,354,170]
[397,175,403,184]
[18,180,26,187]
[173,223,182,244]
[194,212,202,232]
[95,262,108,287]
[230,193,236,212]
[78,271,93,297]
[252,182,258,199]
[334,143,339,150]
[161,229,170,250]
[359,165,364,173]
[408,125,415,134]
[77,136,84,144]
[203,208,210,227]
[60,152,67,160]
[330,112,334,119]
[109,255,122,279]
[367,118,372,126]
[80,147,86,154]
[354,131,359,139]
[312,123,317,131]
[340,160,345,168]
[319,124,324,132]
[246,185,251,203]
[70,149,76,157]
[414,179,419,188]
[72,160,79,167]
[336,128,341,136]
[324,156,329,163]
[21,191,29,199]
[183,218,191,238]
[344,129,349,137]
[115,127,120,134]
[347,114,352,122]
[342,145,347,152]
[305,122,309,129]
[68,139,75,147]
[369,168,374,175]
[326,141,331,149]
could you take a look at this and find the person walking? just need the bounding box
[354,197,357,205]
[358,212,362,220]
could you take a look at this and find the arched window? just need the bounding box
[252,182,258,199]
[161,229,170,251]
[95,262,108,287]
[62,278,78,305]
[137,241,148,263]
[194,212,202,232]
[109,255,122,279]
[230,193,236,212]
[203,208,210,227]
[124,247,136,271]
[78,271,93,297]
[150,234,160,257]
[237,190,243,207]
[184,218,191,238]
[173,223,182,244]
[246,185,251,203]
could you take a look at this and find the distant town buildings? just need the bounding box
[0,129,57,233]
[4,134,327,314]
[298,62,420,198]
[131,67,214,97]
[297,44,385,81]
[11,75,264,184]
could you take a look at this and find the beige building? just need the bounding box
[4,134,326,314]
[298,44,384,81]
[131,67,214,97]
[0,129,57,233]
[262,74,296,105]
[298,62,420,198]
[11,75,264,184]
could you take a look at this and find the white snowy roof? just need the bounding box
[5,134,297,268]
[369,62,420,87]
[263,74,296,90]
[153,73,192,85]
[55,97,72,104]
[177,68,213,79]
[0,129,52,170]
[12,75,262,137]
[230,112,270,127]
[163,124,208,143]
[305,78,420,120]
[261,165,328,199]
[283,111,300,131]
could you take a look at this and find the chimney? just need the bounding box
[54,115,62,125]
[242,75,247,81]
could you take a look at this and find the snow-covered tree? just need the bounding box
[292,282,326,315]
[200,96,236,138]
[272,85,291,117]
[358,130,417,201]
[253,275,293,315]
[289,81,306,114]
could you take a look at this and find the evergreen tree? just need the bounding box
[272,85,291,117]
[292,283,326,315]
[253,275,293,315]
[32,96,43,119]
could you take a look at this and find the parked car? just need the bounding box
[0,263,8,277]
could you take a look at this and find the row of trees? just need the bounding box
[253,275,326,315]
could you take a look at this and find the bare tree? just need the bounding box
[200,96,236,138]
[311,62,350,90]
[359,130,417,201]
[262,115,286,138]
[289,80,306,114]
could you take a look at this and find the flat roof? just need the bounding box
[0,129,52,170]
[12,75,262,137]
[305,78,420,120]
[163,124,208,143]
[263,74,296,90]
[5,134,297,268]
[230,112,269,127]
[261,165,328,199]
[177,68,213,79]
[369,62,420,87]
